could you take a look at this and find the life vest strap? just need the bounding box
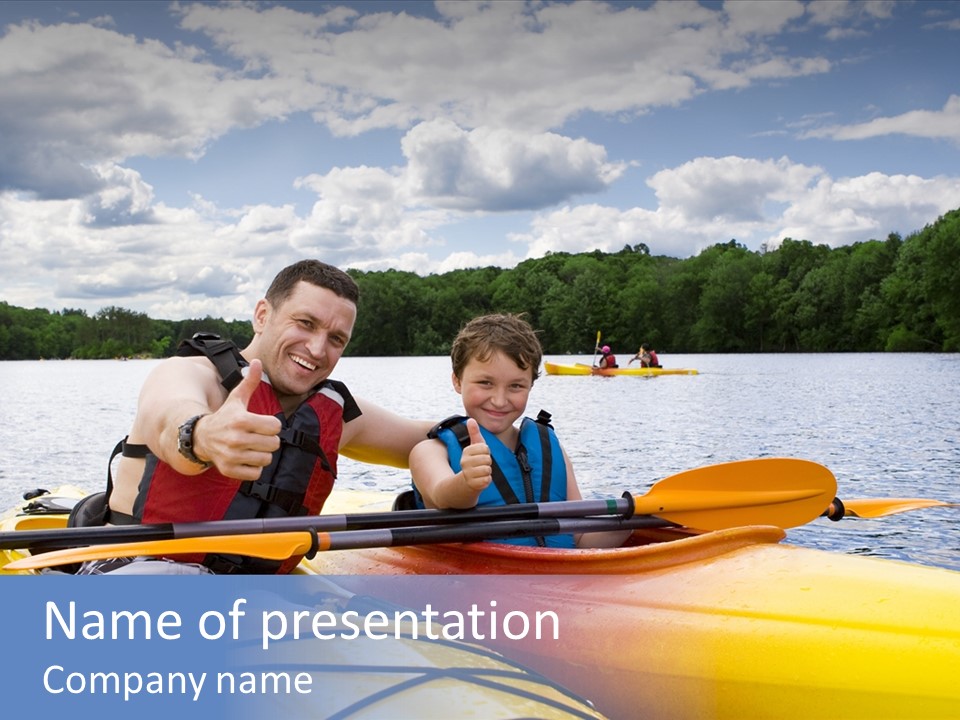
[238,480,309,516]
[176,332,247,391]
[279,427,335,476]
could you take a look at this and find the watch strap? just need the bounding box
[178,414,212,468]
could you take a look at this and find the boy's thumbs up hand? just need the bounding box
[459,418,493,492]
[190,359,282,480]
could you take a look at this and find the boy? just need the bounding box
[409,313,627,548]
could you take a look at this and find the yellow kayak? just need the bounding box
[543,361,698,376]
[304,489,960,720]
[4,486,960,720]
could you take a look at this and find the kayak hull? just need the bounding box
[304,490,960,720]
[544,361,698,376]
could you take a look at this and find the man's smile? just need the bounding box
[290,353,318,371]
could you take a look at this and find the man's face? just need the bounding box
[252,281,357,401]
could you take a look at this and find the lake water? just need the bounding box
[1,353,957,571]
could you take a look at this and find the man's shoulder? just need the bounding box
[323,378,362,422]
[144,354,227,401]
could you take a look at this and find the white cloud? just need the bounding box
[0,1,838,200]
[508,157,960,261]
[0,21,292,197]
[0,1,956,320]
[174,0,831,136]
[648,156,822,222]
[773,171,960,246]
[801,95,960,144]
[3,148,958,317]
[806,0,896,31]
[401,119,626,211]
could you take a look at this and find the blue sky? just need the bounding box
[1,0,958,320]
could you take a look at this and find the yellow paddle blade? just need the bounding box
[842,497,958,518]
[639,458,837,531]
[6,531,315,571]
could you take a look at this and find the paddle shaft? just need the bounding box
[321,514,666,551]
[0,496,635,551]
[6,514,673,570]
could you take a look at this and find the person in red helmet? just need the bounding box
[597,345,619,369]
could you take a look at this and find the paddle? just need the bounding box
[823,496,958,520]
[6,515,676,570]
[0,458,835,553]
[1,496,637,551]
[590,330,601,367]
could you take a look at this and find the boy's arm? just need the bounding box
[410,419,491,509]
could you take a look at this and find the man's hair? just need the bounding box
[451,313,543,383]
[265,259,360,306]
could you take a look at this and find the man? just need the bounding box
[97,260,431,573]
[629,343,659,368]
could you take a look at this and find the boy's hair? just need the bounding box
[451,313,543,382]
[265,259,360,306]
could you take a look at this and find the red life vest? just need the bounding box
[133,336,350,574]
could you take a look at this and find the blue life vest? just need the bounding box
[415,410,574,548]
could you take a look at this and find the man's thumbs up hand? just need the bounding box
[192,359,282,480]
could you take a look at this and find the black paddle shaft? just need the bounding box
[0,495,637,551]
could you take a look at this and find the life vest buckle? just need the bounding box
[239,480,279,504]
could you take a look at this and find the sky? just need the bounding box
[1,0,959,321]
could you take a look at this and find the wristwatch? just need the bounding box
[177,414,212,469]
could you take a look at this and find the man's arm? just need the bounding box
[132,357,281,479]
[339,398,433,468]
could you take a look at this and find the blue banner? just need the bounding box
[4,575,605,719]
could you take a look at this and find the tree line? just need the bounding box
[2,207,957,360]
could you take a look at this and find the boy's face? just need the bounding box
[453,350,533,437]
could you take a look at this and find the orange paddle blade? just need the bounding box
[6,531,315,571]
[841,497,958,518]
[639,458,837,530]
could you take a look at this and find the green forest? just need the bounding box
[2,207,958,360]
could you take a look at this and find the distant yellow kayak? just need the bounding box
[544,361,698,376]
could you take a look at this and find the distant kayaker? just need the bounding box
[596,345,618,369]
[74,259,432,574]
[409,313,630,549]
[629,343,660,367]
